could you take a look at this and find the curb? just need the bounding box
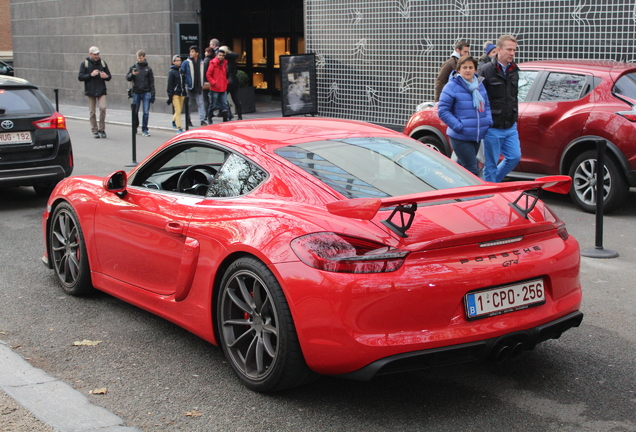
[0,340,141,432]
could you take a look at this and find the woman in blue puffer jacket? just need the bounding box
[438,55,492,177]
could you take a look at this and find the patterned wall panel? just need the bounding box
[305,0,636,128]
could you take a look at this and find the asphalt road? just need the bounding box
[1,119,635,431]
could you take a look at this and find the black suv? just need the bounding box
[0,76,73,196]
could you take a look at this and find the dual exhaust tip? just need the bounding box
[491,340,528,365]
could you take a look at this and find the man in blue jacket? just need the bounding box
[181,46,207,126]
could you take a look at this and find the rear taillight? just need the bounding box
[291,232,408,273]
[556,222,569,241]
[33,112,67,130]
[617,110,636,122]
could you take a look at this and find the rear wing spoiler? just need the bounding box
[326,176,572,238]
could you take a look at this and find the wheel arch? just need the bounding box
[44,198,81,268]
[408,125,451,155]
[561,135,631,177]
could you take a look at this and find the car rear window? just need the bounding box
[613,73,636,102]
[0,88,52,115]
[275,137,478,199]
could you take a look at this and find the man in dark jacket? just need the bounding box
[478,35,521,183]
[78,46,111,138]
[126,50,155,136]
[167,55,187,133]
[434,40,470,102]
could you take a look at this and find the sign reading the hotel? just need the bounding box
[177,23,200,58]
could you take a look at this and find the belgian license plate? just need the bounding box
[465,279,545,320]
[0,131,32,145]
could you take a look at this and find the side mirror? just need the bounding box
[103,170,128,193]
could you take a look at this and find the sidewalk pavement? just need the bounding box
[57,98,284,130]
[0,98,285,432]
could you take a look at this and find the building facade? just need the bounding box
[9,0,636,125]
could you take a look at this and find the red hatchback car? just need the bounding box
[405,60,636,213]
[42,118,582,392]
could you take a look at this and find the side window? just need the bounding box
[207,153,267,198]
[518,70,538,102]
[131,144,228,192]
[539,73,587,101]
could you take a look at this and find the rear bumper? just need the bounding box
[0,165,68,187]
[337,311,583,381]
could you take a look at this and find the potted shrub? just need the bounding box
[237,70,255,113]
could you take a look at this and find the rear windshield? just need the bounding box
[274,137,478,199]
[0,88,52,116]
[613,73,636,102]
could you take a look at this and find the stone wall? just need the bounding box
[10,0,199,112]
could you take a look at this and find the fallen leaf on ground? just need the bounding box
[73,340,102,346]
[184,410,202,417]
[89,388,108,395]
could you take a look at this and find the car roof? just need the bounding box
[518,59,636,74]
[195,117,402,149]
[0,75,36,88]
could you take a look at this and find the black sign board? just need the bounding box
[177,23,200,58]
[280,54,318,117]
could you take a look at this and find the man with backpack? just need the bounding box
[78,46,112,138]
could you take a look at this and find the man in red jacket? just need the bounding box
[205,49,229,123]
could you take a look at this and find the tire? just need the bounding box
[417,135,448,156]
[49,203,94,296]
[216,257,316,392]
[33,184,56,198]
[568,150,629,213]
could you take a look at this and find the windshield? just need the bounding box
[275,136,478,199]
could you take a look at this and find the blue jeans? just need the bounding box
[207,91,229,122]
[450,137,480,177]
[483,125,521,182]
[132,92,151,133]
[187,90,206,123]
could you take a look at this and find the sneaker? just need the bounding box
[142,131,150,137]
[98,130,106,138]
[177,129,183,134]
[200,121,208,126]
[93,132,100,139]
[171,121,177,129]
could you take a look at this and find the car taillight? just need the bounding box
[33,112,67,130]
[291,232,408,273]
[617,110,636,122]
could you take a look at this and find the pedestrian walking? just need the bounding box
[78,46,111,139]
[126,50,155,137]
[206,48,229,123]
[434,40,470,102]
[478,34,521,183]
[223,46,243,120]
[438,55,492,177]
[167,55,187,133]
[181,45,207,126]
[478,41,497,69]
